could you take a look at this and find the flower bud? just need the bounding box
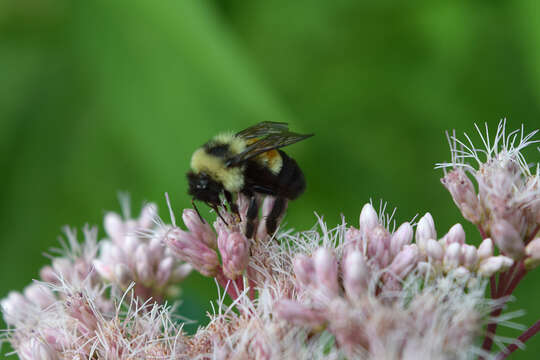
[93,259,113,282]
[416,261,432,276]
[441,169,481,224]
[1,292,28,325]
[453,266,470,278]
[382,276,402,292]
[525,237,540,269]
[443,243,461,271]
[257,197,275,239]
[343,227,364,258]
[359,203,378,233]
[525,177,540,224]
[275,300,326,327]
[390,222,413,257]
[156,257,174,286]
[183,209,217,249]
[104,212,124,242]
[425,239,443,262]
[342,251,368,300]
[52,258,73,278]
[416,213,436,249]
[445,223,466,245]
[171,263,193,282]
[389,245,418,279]
[313,248,339,298]
[218,232,250,280]
[235,193,251,221]
[491,219,525,259]
[135,244,153,284]
[40,266,58,284]
[124,219,138,234]
[138,203,157,230]
[478,256,514,277]
[65,293,97,334]
[257,197,288,240]
[366,226,389,266]
[293,254,315,288]
[19,338,58,360]
[461,244,478,269]
[23,283,55,309]
[166,228,220,277]
[147,236,164,264]
[119,236,135,260]
[477,238,494,260]
[42,327,68,352]
[114,263,133,287]
[261,196,275,219]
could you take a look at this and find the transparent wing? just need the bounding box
[236,121,290,139]
[226,131,313,167]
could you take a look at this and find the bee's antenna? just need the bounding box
[191,199,206,224]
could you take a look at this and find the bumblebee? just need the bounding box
[187,121,313,238]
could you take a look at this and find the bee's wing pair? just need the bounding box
[225,121,313,167]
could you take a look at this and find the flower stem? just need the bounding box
[490,275,497,298]
[500,263,526,297]
[477,224,488,239]
[480,308,504,357]
[495,318,540,360]
[479,261,527,358]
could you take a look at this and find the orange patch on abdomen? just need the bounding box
[257,149,283,174]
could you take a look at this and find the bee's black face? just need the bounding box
[187,172,222,206]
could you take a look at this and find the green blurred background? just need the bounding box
[1,0,539,357]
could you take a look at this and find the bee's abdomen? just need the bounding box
[242,150,306,200]
[276,150,306,200]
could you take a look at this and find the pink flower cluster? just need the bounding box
[1,121,539,360]
[92,201,192,302]
[275,203,503,357]
[439,122,540,263]
[164,195,284,300]
[2,282,184,359]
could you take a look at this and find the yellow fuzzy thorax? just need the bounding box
[190,132,245,192]
[191,148,245,192]
[211,132,246,154]
[190,131,284,192]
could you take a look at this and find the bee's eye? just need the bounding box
[197,179,208,189]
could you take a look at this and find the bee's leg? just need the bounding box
[211,204,228,225]
[245,195,259,239]
[224,191,239,216]
[192,199,206,223]
[266,197,287,237]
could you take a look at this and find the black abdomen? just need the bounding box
[242,150,306,200]
[275,151,305,199]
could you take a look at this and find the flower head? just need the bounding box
[437,120,540,259]
[273,216,499,359]
[94,199,191,301]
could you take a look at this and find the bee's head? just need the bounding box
[187,171,222,206]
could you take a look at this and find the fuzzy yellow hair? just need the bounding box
[190,133,246,192]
